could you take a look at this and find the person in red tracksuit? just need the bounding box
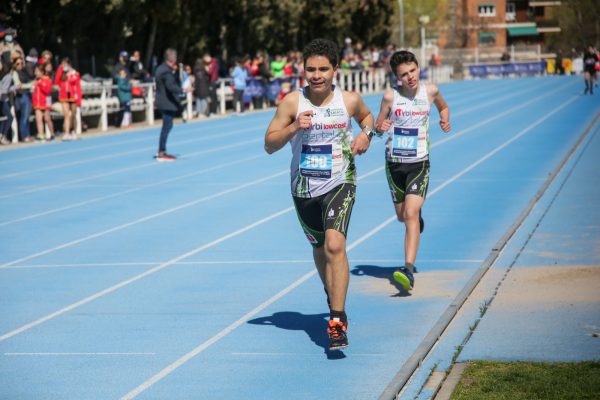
[32,64,55,141]
[55,58,82,140]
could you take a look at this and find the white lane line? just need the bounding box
[4,259,484,269]
[0,169,288,270]
[0,116,269,165]
[120,95,579,400]
[0,137,262,199]
[0,79,562,187]
[4,352,155,356]
[358,80,575,186]
[230,352,386,357]
[0,84,572,344]
[447,78,554,110]
[0,207,294,343]
[0,126,261,181]
[121,267,317,400]
[0,154,264,227]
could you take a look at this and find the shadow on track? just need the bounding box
[351,264,414,297]
[247,311,347,360]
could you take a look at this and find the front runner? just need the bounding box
[264,38,375,350]
[374,50,451,292]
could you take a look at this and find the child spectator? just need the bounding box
[55,58,81,140]
[116,68,133,128]
[275,81,292,106]
[32,64,54,141]
[231,57,248,114]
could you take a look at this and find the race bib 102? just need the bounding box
[392,127,418,157]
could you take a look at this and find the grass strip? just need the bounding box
[451,361,600,400]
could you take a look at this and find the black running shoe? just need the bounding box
[327,320,348,350]
[419,210,424,234]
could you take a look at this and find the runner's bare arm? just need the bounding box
[375,89,394,134]
[344,91,374,156]
[264,92,310,154]
[428,84,451,133]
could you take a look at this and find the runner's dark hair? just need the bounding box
[302,38,339,68]
[390,50,419,76]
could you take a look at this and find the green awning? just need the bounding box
[507,26,539,36]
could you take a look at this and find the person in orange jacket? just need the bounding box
[55,58,81,140]
[32,64,55,141]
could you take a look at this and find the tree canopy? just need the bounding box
[5,0,402,76]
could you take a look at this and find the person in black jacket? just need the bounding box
[583,46,598,95]
[154,48,190,161]
[193,58,210,117]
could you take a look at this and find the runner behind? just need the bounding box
[374,50,451,292]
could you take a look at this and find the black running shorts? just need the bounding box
[385,160,430,204]
[292,183,356,247]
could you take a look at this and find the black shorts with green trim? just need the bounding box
[292,183,356,248]
[385,159,430,204]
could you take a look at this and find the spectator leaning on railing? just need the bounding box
[0,51,15,145]
[193,58,210,118]
[203,53,219,116]
[116,68,133,128]
[231,56,248,114]
[12,53,34,142]
[128,50,150,82]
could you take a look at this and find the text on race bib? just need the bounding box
[392,127,418,157]
[300,144,333,178]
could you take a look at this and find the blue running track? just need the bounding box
[0,75,598,399]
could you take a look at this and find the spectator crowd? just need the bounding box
[1,23,597,148]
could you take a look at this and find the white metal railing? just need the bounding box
[4,59,548,144]
[1,68,451,144]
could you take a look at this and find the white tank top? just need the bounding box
[290,86,355,198]
[385,84,431,163]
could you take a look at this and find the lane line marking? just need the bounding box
[120,95,579,399]
[0,154,264,227]
[4,259,484,269]
[379,95,584,400]
[4,352,155,356]
[0,116,269,165]
[0,78,568,184]
[230,352,386,357]
[0,126,261,180]
[0,82,576,348]
[0,170,288,270]
[0,207,294,342]
[0,81,580,398]
[0,137,262,199]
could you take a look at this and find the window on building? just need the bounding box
[506,2,516,21]
[478,3,496,17]
[478,32,497,46]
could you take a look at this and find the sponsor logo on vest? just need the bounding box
[324,108,345,117]
[310,122,347,130]
[394,108,429,117]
